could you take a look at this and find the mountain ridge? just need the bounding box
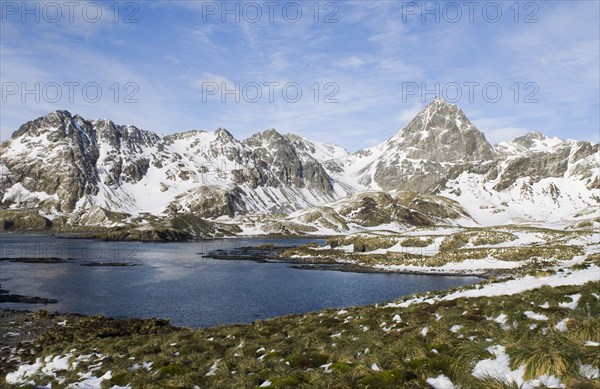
[1,98,598,239]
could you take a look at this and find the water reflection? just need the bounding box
[0,233,478,327]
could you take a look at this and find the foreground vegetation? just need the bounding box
[2,225,598,387]
[3,260,599,388]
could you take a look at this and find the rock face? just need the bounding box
[0,97,598,235]
[1,111,100,213]
[327,97,497,193]
[244,130,335,193]
[0,112,346,226]
[392,96,495,162]
[0,209,52,230]
[439,133,599,224]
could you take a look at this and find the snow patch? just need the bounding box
[426,374,456,389]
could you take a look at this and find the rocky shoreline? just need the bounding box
[2,271,598,388]
[203,244,492,278]
[290,263,490,278]
[0,308,178,376]
[0,287,58,305]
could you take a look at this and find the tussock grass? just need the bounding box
[507,330,580,379]
[9,279,598,388]
[282,225,586,270]
[400,237,435,247]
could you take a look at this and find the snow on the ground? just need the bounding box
[524,311,549,321]
[381,238,442,256]
[5,358,43,385]
[580,364,599,379]
[472,345,565,388]
[449,325,462,333]
[555,318,569,332]
[444,266,599,301]
[387,265,599,308]
[205,359,221,376]
[493,313,509,329]
[68,371,112,388]
[425,374,455,388]
[402,226,462,236]
[558,294,581,310]
[372,258,522,274]
[5,353,112,387]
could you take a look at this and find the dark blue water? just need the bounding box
[0,233,478,327]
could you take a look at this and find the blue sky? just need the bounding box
[1,0,598,151]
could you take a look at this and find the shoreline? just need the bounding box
[2,273,598,387]
[203,245,494,278]
[0,229,337,242]
[290,262,489,278]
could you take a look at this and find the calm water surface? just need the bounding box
[0,233,478,327]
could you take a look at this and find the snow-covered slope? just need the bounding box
[283,133,349,162]
[441,134,599,225]
[0,98,598,234]
[325,96,496,193]
[495,131,564,155]
[0,112,350,222]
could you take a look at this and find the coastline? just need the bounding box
[2,264,598,388]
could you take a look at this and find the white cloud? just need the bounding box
[1,0,597,150]
[395,101,424,126]
[485,127,529,145]
[192,73,235,89]
[337,56,365,69]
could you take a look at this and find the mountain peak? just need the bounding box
[244,129,285,145]
[262,128,284,138]
[392,98,495,162]
[428,96,452,107]
[11,110,76,139]
[507,131,564,152]
[51,109,73,119]
[421,97,462,119]
[513,131,545,143]
[284,133,350,162]
[215,128,234,140]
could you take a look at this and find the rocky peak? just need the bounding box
[512,131,562,150]
[95,121,160,152]
[496,131,566,155]
[242,129,334,192]
[11,110,73,139]
[245,129,299,166]
[215,128,234,141]
[245,128,284,144]
[392,97,495,162]
[514,130,544,143]
[1,110,101,213]
[244,129,289,153]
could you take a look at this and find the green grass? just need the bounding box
[280,225,589,271]
[8,280,599,388]
[400,237,434,247]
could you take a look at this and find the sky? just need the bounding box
[1,0,599,152]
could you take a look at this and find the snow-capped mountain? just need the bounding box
[495,131,565,155]
[326,96,496,193]
[440,132,599,225]
[0,111,351,221]
[1,98,598,238]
